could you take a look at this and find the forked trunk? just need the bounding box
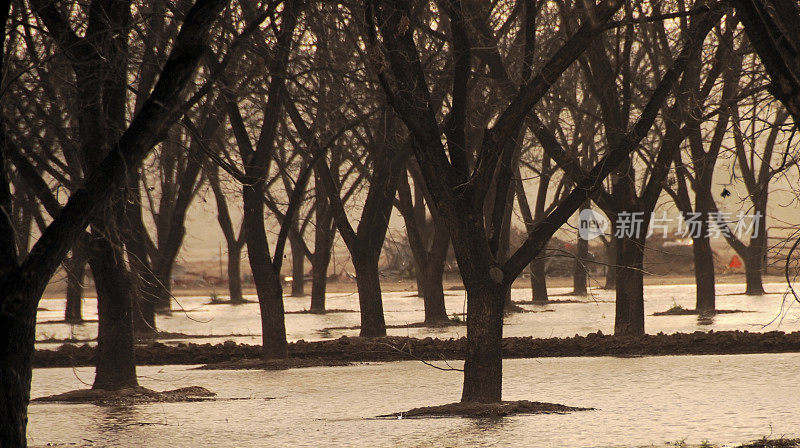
[243,184,288,360]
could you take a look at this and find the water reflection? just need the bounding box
[696,313,715,326]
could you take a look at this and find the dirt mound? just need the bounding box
[652,307,752,316]
[33,386,215,405]
[379,400,592,418]
[737,438,800,447]
[32,330,800,370]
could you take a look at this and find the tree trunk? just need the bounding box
[529,256,548,303]
[460,267,506,403]
[310,176,334,313]
[64,246,88,323]
[257,273,287,359]
[133,279,157,335]
[227,241,244,303]
[692,234,716,312]
[604,233,617,289]
[243,183,288,360]
[419,258,448,324]
[0,285,36,448]
[572,232,588,295]
[87,231,138,390]
[310,227,333,313]
[123,189,158,333]
[152,268,172,311]
[614,236,645,336]
[743,210,767,295]
[352,249,387,337]
[310,257,329,313]
[743,248,765,295]
[290,233,305,297]
[153,266,173,311]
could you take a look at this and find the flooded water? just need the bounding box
[28,281,800,447]
[28,353,800,447]
[36,282,800,348]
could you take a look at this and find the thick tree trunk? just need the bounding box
[352,249,386,337]
[0,286,36,448]
[529,256,548,303]
[692,234,716,312]
[64,246,88,323]
[743,248,765,295]
[460,267,506,403]
[614,236,645,336]
[572,233,588,295]
[227,242,244,303]
[257,273,287,359]
[441,212,507,404]
[87,232,138,390]
[290,233,305,297]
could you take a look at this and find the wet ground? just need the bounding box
[35,282,800,348]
